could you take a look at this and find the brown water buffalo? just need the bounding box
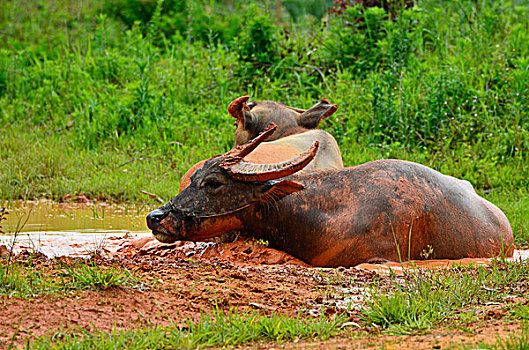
[178,96,342,192]
[147,125,514,267]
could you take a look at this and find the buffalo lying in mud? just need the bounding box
[148,125,514,268]
[178,96,343,191]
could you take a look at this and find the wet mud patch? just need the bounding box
[0,253,375,348]
[117,235,310,267]
[115,234,529,271]
[1,249,528,349]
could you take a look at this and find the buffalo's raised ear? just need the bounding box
[228,96,250,120]
[297,98,338,129]
[259,180,304,205]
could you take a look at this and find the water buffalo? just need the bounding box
[148,126,514,267]
[178,96,342,192]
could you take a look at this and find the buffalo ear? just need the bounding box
[259,180,304,204]
[297,98,338,129]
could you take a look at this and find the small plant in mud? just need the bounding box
[495,237,516,262]
[420,245,434,260]
[62,260,133,290]
[469,324,529,350]
[510,303,529,320]
[245,238,269,247]
[0,208,28,295]
[0,257,59,297]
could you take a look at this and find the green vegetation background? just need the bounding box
[0,0,528,242]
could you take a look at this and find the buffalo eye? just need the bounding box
[205,180,223,189]
[202,177,226,193]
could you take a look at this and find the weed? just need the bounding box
[1,206,33,294]
[245,237,269,247]
[420,245,434,260]
[29,308,347,348]
[467,324,529,349]
[61,260,133,290]
[495,327,529,350]
[510,304,529,321]
[362,260,529,334]
[0,256,60,298]
[0,208,8,235]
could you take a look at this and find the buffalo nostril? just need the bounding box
[146,209,167,229]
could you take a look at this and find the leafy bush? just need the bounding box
[104,0,186,35]
[234,9,280,83]
[323,1,421,75]
[104,0,245,44]
[324,4,387,74]
[283,0,334,22]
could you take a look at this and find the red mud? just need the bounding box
[116,234,529,272]
[0,253,374,348]
[1,248,527,349]
[117,235,311,267]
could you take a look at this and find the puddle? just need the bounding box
[0,201,152,257]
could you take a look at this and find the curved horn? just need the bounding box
[228,96,250,119]
[225,123,277,159]
[283,98,333,115]
[221,141,319,182]
[283,105,306,113]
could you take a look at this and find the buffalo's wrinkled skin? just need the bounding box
[178,97,341,192]
[147,156,514,268]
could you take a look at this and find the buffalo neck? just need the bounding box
[237,170,342,265]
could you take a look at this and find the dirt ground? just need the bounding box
[0,237,526,349]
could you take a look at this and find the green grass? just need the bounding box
[0,260,47,297]
[511,305,529,321]
[464,324,529,350]
[28,308,347,349]
[0,258,137,297]
[484,189,529,245]
[493,325,529,350]
[1,1,528,239]
[61,260,136,290]
[361,260,529,334]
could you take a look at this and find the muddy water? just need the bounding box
[0,201,152,257]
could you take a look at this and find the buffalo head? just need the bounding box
[146,124,319,243]
[228,96,337,146]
